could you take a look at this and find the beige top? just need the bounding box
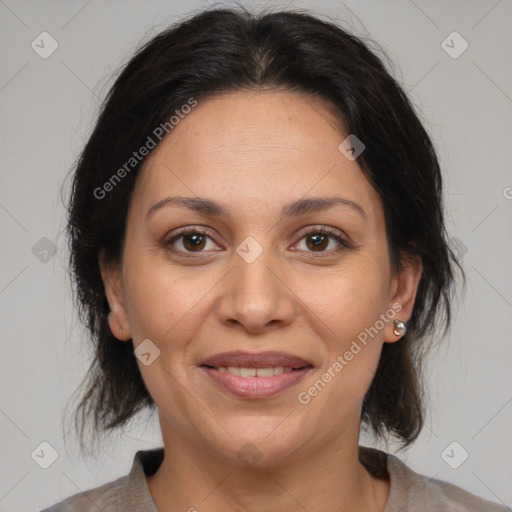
[40,446,510,511]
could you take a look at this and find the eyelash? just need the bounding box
[163,225,352,258]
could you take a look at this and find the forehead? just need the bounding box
[134,91,382,223]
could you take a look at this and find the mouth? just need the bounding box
[199,351,313,399]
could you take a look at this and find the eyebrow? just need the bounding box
[146,195,367,220]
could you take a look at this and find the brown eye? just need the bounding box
[305,233,329,251]
[164,227,220,255]
[181,233,207,251]
[293,227,350,256]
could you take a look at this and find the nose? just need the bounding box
[216,246,297,335]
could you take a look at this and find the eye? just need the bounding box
[163,225,352,257]
[292,226,351,255]
[164,227,221,255]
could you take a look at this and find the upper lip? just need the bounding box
[199,351,313,369]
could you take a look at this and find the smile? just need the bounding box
[199,351,313,399]
[213,366,296,377]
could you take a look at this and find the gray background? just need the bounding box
[1,0,511,510]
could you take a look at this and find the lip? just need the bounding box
[199,351,313,399]
[199,350,312,369]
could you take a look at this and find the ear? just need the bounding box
[99,252,131,341]
[383,255,422,343]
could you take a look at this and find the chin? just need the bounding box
[200,418,310,467]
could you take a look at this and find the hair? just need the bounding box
[66,5,462,454]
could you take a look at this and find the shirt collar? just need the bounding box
[121,445,408,511]
[120,447,163,511]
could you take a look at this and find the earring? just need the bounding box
[393,319,407,336]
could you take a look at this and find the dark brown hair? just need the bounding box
[65,5,462,454]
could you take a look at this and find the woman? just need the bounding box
[42,6,509,511]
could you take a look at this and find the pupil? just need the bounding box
[308,233,327,250]
[185,234,205,250]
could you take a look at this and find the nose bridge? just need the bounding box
[235,242,277,293]
[216,237,296,332]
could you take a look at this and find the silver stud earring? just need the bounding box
[393,319,406,336]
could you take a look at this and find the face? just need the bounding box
[102,91,421,466]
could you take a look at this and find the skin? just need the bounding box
[101,91,422,511]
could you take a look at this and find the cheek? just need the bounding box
[120,257,216,416]
[121,257,212,347]
[297,259,389,400]
[303,258,390,341]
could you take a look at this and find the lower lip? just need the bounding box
[201,366,312,399]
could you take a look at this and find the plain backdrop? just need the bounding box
[1,1,511,510]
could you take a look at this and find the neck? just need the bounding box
[146,422,389,511]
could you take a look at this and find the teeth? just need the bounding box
[227,366,240,376]
[240,367,256,377]
[217,366,294,377]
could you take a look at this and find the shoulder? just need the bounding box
[38,447,163,512]
[38,476,126,512]
[386,451,512,511]
[360,446,511,512]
